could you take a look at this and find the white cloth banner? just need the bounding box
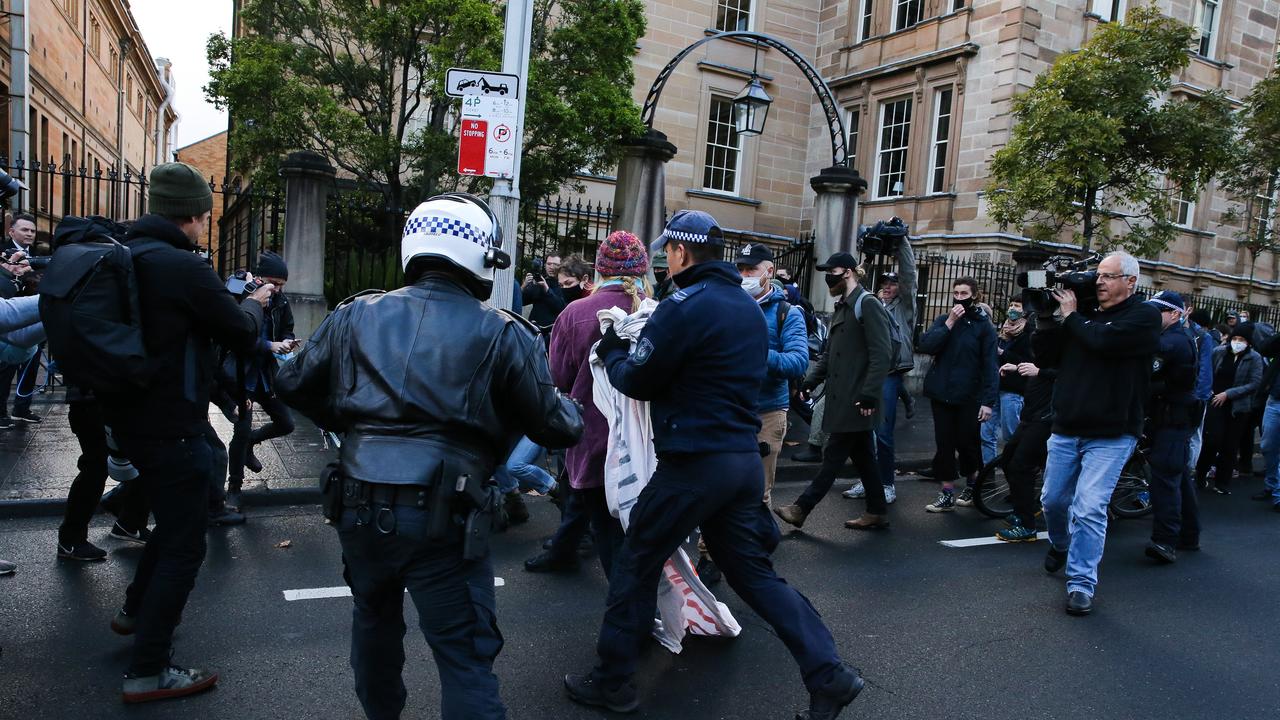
[589,300,742,653]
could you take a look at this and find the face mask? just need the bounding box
[824,272,847,297]
[1006,309,1024,321]
[562,285,584,302]
[654,270,668,283]
[740,276,765,295]
[955,297,974,311]
[1231,340,1247,354]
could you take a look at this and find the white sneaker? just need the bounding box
[842,483,866,499]
[884,485,897,504]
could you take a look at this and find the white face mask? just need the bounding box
[740,275,765,295]
[1231,340,1248,354]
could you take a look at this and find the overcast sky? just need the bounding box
[130,0,232,151]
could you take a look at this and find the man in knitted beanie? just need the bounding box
[103,162,275,703]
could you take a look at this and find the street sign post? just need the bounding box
[456,95,519,179]
[446,68,521,99]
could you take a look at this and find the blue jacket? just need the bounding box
[600,261,765,456]
[918,308,999,407]
[757,288,808,413]
[1187,320,1213,402]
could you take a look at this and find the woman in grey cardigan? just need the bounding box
[1196,323,1264,495]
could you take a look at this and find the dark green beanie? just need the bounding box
[149,162,213,217]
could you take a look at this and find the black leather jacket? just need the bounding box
[275,273,583,486]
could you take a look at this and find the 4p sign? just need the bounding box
[456,95,519,179]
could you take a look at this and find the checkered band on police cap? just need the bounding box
[401,214,494,248]
[658,209,723,247]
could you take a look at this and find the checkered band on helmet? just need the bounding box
[661,229,710,244]
[402,215,494,248]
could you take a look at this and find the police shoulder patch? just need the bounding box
[633,337,655,364]
[669,283,706,304]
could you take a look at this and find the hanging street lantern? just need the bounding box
[732,77,771,137]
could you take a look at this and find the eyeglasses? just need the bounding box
[1097,272,1132,281]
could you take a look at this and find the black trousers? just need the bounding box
[1196,405,1251,488]
[548,486,623,578]
[203,423,229,512]
[1149,424,1201,546]
[1005,419,1051,525]
[117,432,212,677]
[0,345,41,416]
[593,451,842,693]
[931,400,982,485]
[228,391,295,488]
[795,430,885,515]
[339,504,506,720]
[59,400,149,545]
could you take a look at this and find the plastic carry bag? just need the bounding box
[589,300,742,653]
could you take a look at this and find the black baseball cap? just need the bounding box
[735,243,775,267]
[816,252,858,271]
[879,272,900,285]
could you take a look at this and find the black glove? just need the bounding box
[854,396,878,411]
[597,326,630,357]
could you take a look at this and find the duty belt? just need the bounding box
[342,478,430,509]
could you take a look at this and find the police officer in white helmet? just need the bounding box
[277,193,584,720]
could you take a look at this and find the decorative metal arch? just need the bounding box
[641,31,849,168]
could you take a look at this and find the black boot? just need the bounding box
[796,664,864,720]
[504,491,530,525]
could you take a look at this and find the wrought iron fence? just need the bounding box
[0,153,281,273]
[517,198,615,271]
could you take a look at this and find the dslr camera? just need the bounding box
[1017,254,1100,317]
[225,270,261,296]
[858,217,910,257]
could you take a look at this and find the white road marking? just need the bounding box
[282,577,506,601]
[940,532,1049,548]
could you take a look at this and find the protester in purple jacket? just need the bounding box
[524,231,650,576]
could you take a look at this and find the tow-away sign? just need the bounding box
[456,95,518,179]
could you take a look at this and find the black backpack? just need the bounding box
[38,216,165,393]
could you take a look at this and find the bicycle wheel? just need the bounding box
[1109,452,1153,519]
[972,458,1015,519]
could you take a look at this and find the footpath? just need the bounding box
[0,388,938,518]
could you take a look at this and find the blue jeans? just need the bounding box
[980,392,1024,465]
[494,437,554,495]
[1041,434,1137,597]
[1261,398,1280,504]
[875,372,904,489]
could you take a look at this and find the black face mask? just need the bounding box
[824,273,846,289]
[955,297,975,311]
[562,285,585,303]
[654,270,668,284]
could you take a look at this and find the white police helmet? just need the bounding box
[400,193,510,296]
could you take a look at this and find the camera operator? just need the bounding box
[1031,251,1161,616]
[1143,291,1202,564]
[98,162,274,703]
[521,252,566,344]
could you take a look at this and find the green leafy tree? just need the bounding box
[1220,60,1280,291]
[205,0,645,212]
[986,5,1235,256]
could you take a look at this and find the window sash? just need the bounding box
[715,0,752,33]
[928,88,953,194]
[875,98,912,198]
[1198,0,1220,58]
[1175,189,1196,228]
[703,96,742,194]
[894,0,923,32]
[847,109,860,173]
[1091,0,1125,22]
[858,0,873,42]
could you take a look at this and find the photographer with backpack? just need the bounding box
[42,163,274,702]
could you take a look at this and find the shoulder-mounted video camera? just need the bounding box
[857,217,910,257]
[1016,254,1100,317]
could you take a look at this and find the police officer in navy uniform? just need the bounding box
[276,193,583,720]
[563,210,863,720]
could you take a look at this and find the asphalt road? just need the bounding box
[1,476,1277,719]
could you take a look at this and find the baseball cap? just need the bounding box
[815,252,858,271]
[879,272,900,285]
[735,243,775,267]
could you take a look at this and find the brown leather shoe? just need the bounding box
[774,504,809,528]
[844,513,890,530]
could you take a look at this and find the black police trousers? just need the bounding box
[339,502,506,720]
[117,432,212,677]
[593,450,843,693]
[1149,424,1201,546]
